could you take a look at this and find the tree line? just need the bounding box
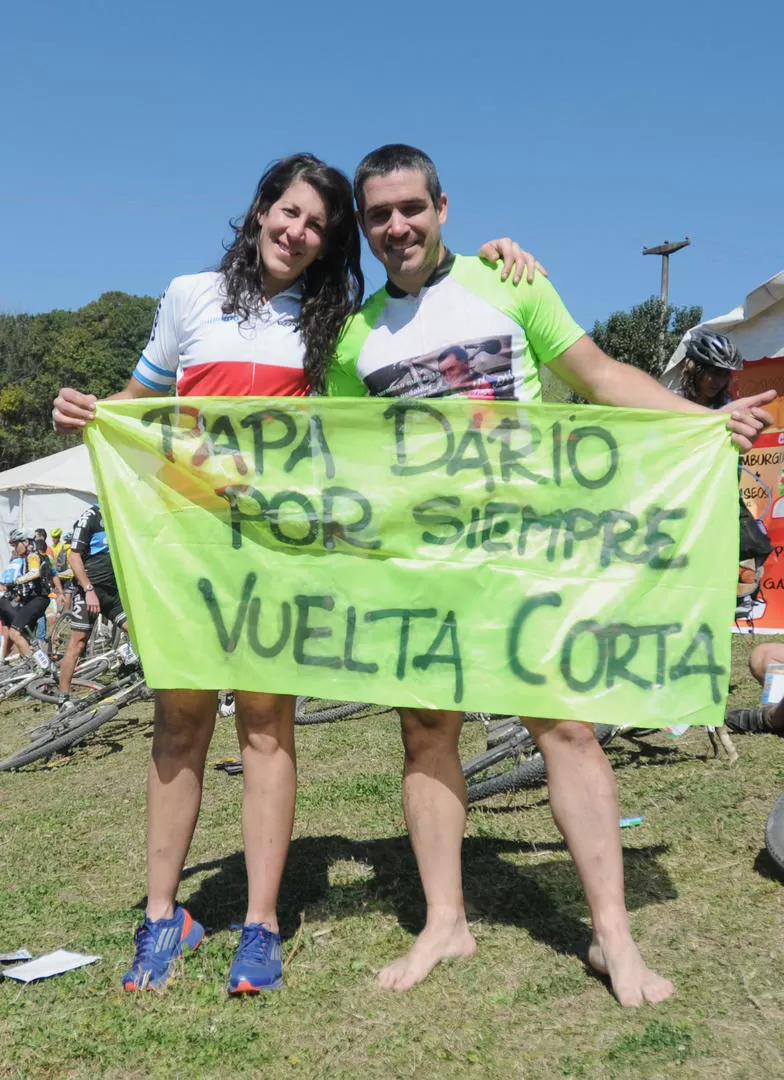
[0,291,701,472]
[0,292,158,470]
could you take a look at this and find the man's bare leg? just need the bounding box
[234,691,297,933]
[146,689,217,920]
[527,717,674,1007]
[378,708,476,991]
[7,627,35,659]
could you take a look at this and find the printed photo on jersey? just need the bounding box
[364,335,515,400]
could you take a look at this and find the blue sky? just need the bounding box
[2,0,781,331]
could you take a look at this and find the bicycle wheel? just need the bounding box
[48,612,72,658]
[463,724,535,779]
[465,724,617,804]
[294,696,380,724]
[764,792,784,878]
[85,617,121,658]
[25,675,104,704]
[0,702,120,771]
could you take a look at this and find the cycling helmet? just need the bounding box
[8,528,35,543]
[64,531,73,542]
[684,329,743,371]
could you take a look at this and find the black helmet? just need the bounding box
[684,329,743,371]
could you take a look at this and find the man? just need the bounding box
[57,506,130,701]
[57,504,131,709]
[327,144,775,1005]
[0,528,64,668]
[51,527,64,562]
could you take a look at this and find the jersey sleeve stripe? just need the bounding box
[133,364,175,392]
[139,353,173,377]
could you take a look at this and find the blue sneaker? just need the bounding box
[227,923,284,993]
[122,905,204,991]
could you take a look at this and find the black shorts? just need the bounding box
[70,586,126,633]
[0,594,49,633]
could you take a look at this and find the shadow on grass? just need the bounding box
[174,836,675,964]
[606,738,708,769]
[87,715,152,758]
[753,846,784,883]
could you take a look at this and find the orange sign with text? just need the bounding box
[740,429,784,632]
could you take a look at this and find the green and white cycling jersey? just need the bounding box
[327,252,585,402]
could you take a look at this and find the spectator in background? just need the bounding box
[34,537,59,644]
[0,529,64,667]
[51,528,64,561]
[55,531,75,612]
[726,645,784,734]
[674,330,778,734]
[675,329,743,408]
[34,528,54,560]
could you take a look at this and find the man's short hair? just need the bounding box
[438,345,469,365]
[354,144,442,218]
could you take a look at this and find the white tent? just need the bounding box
[0,444,97,565]
[662,269,784,390]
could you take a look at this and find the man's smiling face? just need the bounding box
[359,169,448,293]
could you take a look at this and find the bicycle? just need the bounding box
[1,630,135,708]
[460,716,738,804]
[49,611,122,660]
[211,694,395,774]
[216,692,389,725]
[460,715,616,803]
[0,643,149,771]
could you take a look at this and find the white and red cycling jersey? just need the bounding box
[133,271,309,398]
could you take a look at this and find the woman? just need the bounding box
[677,328,743,407]
[53,153,538,995]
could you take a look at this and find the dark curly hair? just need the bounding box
[218,154,363,393]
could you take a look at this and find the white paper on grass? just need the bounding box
[2,949,100,983]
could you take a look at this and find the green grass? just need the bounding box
[1,634,784,1079]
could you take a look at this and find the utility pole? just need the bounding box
[643,237,690,374]
[642,237,691,306]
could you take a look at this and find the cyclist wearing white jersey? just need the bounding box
[53,154,364,996]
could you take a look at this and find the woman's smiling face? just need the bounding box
[257,179,329,295]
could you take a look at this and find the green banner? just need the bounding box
[86,397,738,727]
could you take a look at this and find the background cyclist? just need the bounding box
[55,530,76,613]
[0,528,64,668]
[57,504,130,710]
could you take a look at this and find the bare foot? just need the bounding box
[377,917,476,991]
[588,937,675,1007]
